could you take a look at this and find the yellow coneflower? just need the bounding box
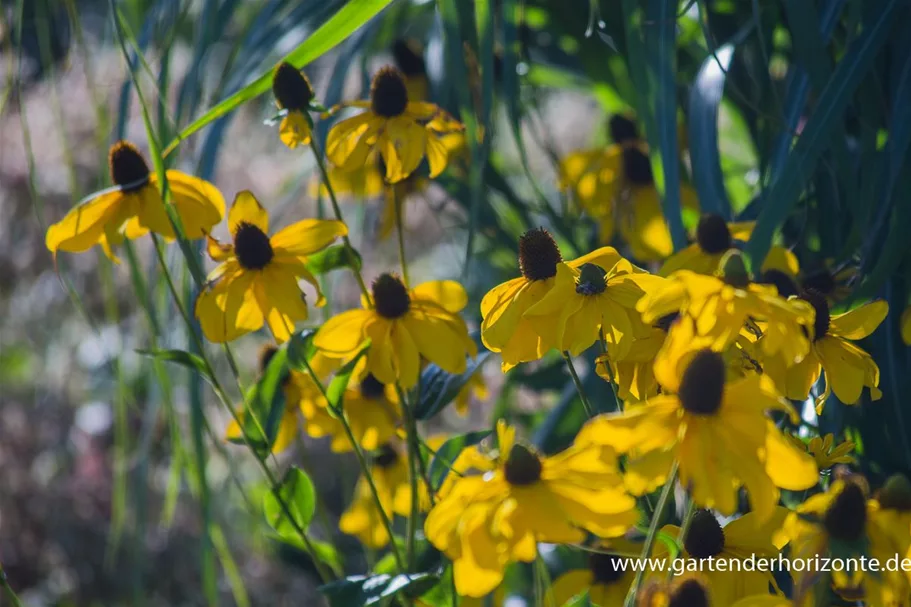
[764,290,887,410]
[785,433,856,470]
[46,140,225,261]
[271,62,315,149]
[578,347,819,521]
[424,420,638,598]
[595,313,677,402]
[325,66,463,183]
[550,540,641,606]
[659,214,800,280]
[194,191,346,343]
[524,247,664,358]
[314,275,476,388]
[559,116,700,262]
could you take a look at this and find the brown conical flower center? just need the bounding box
[109,141,151,192]
[589,552,625,585]
[684,510,726,558]
[576,263,607,296]
[801,269,837,296]
[824,481,868,542]
[503,443,542,486]
[878,474,911,512]
[234,222,274,270]
[372,273,411,319]
[696,214,733,255]
[359,373,387,400]
[373,443,400,468]
[668,578,710,607]
[518,228,562,281]
[800,289,831,341]
[678,350,726,415]
[622,147,653,186]
[392,39,427,77]
[370,67,409,118]
[272,62,314,111]
[608,114,639,145]
[760,269,799,298]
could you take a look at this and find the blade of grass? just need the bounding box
[745,0,900,269]
[163,0,395,156]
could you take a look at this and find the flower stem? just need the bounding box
[298,356,406,573]
[667,498,697,580]
[562,351,595,417]
[397,384,423,570]
[392,188,410,287]
[598,330,623,411]
[0,567,23,607]
[624,461,680,607]
[307,135,371,301]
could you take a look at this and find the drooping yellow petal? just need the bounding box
[228,190,269,236]
[252,266,311,343]
[279,110,312,148]
[816,336,867,404]
[379,116,427,182]
[411,280,468,312]
[326,112,380,171]
[270,218,347,257]
[425,133,449,178]
[195,268,263,343]
[902,306,911,345]
[828,300,888,340]
[313,309,373,355]
[550,570,594,607]
[45,190,131,255]
[576,397,681,453]
[763,422,819,491]
[160,170,226,238]
[404,311,470,376]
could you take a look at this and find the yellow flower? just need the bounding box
[325,66,463,183]
[659,214,799,280]
[559,116,700,262]
[578,347,818,521]
[803,433,856,469]
[524,247,664,358]
[658,508,789,606]
[764,291,887,409]
[45,140,225,262]
[302,373,400,453]
[194,191,346,343]
[782,475,910,606]
[424,420,638,598]
[339,441,416,548]
[550,541,640,607]
[225,344,315,453]
[272,62,315,148]
[314,274,476,388]
[637,256,815,365]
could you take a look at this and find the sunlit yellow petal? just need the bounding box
[828,300,888,340]
[228,190,269,236]
[279,110,312,148]
[270,218,347,257]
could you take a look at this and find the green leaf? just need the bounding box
[287,329,317,372]
[745,0,900,269]
[162,0,395,155]
[413,351,490,420]
[305,244,363,275]
[264,467,317,541]
[236,344,289,456]
[326,344,370,415]
[136,348,212,382]
[319,573,439,607]
[645,0,687,249]
[688,43,736,218]
[428,430,491,491]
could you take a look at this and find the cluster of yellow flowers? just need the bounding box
[44,43,911,607]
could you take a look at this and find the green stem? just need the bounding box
[392,188,410,286]
[598,330,622,411]
[562,351,595,417]
[298,356,406,573]
[667,498,698,580]
[307,134,371,300]
[624,461,679,607]
[0,567,24,607]
[397,385,423,570]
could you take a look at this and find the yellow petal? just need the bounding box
[425,133,450,178]
[828,300,888,340]
[45,190,131,254]
[279,110,312,148]
[326,112,379,171]
[270,218,347,257]
[252,267,310,344]
[228,190,269,236]
[763,422,819,491]
[195,269,263,343]
[902,306,911,346]
[411,280,468,312]
[164,170,226,238]
[313,309,373,355]
[816,336,867,404]
[379,116,427,183]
